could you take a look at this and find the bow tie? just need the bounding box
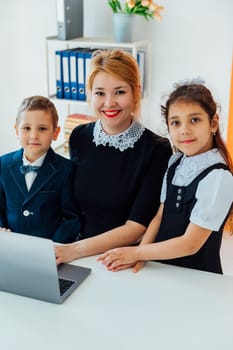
[20,165,41,174]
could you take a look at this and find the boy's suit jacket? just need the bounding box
[0,147,81,243]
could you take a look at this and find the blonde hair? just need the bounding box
[16,96,59,129]
[87,49,141,119]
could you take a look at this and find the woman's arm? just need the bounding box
[55,220,146,264]
[98,222,212,271]
[98,204,164,272]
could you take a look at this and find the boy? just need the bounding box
[0,96,81,243]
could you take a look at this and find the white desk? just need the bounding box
[1,256,233,350]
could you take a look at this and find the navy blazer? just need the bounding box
[0,147,81,243]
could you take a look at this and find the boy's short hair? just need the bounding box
[16,96,59,129]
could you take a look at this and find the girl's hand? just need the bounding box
[104,262,137,272]
[97,246,139,271]
[103,261,145,273]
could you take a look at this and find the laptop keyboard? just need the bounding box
[59,278,75,296]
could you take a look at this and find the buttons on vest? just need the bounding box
[175,188,183,211]
[23,210,33,217]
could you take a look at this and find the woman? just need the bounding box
[55,49,172,263]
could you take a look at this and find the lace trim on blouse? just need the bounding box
[160,148,228,203]
[170,148,226,186]
[93,119,145,152]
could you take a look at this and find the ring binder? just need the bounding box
[57,0,83,40]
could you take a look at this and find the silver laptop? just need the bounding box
[0,231,91,304]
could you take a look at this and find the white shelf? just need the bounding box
[46,35,150,53]
[45,36,151,106]
[48,94,89,107]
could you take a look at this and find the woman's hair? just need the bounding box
[87,49,141,119]
[16,96,59,129]
[161,83,233,172]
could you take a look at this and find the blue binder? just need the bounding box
[77,49,86,101]
[77,48,96,101]
[84,49,96,98]
[55,50,64,99]
[69,49,79,100]
[62,50,72,100]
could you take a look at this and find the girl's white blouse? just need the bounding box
[160,149,233,231]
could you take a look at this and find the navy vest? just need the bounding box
[155,158,230,274]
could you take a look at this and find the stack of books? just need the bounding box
[64,113,93,154]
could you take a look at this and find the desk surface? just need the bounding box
[1,256,233,350]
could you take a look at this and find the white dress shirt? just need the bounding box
[22,153,47,190]
[160,149,233,231]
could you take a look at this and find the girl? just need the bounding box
[98,82,233,274]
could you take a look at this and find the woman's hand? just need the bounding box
[132,261,145,273]
[55,243,79,264]
[97,246,142,271]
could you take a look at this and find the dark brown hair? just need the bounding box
[161,83,233,172]
[16,96,59,129]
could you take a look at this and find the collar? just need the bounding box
[92,119,145,152]
[171,149,226,186]
[22,152,47,166]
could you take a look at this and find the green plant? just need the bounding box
[108,0,164,20]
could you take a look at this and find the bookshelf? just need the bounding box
[45,36,151,152]
[46,36,151,104]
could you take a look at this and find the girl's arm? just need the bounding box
[100,203,164,272]
[55,220,146,264]
[136,223,212,261]
[138,203,163,245]
[98,168,233,271]
[98,222,212,271]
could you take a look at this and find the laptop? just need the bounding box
[0,231,91,304]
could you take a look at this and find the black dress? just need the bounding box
[69,122,172,238]
[155,158,230,274]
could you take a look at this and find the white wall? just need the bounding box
[0,0,232,155]
[0,0,57,154]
